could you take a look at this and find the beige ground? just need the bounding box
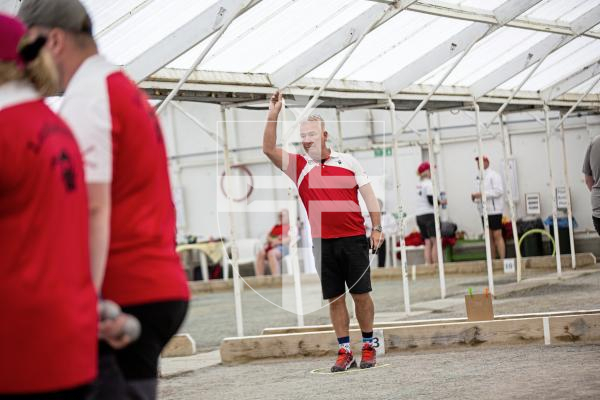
[160,267,600,399]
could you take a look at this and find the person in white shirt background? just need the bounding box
[364,198,397,267]
[415,162,447,264]
[471,156,505,259]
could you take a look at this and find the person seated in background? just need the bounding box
[255,210,290,275]
[365,199,397,267]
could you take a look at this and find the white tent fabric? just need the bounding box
[3,0,600,107]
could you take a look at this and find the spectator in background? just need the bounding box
[365,199,397,267]
[415,162,446,264]
[472,156,505,259]
[255,210,290,276]
[583,135,600,236]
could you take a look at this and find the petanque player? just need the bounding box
[262,91,383,372]
[0,13,97,398]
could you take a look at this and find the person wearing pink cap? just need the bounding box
[415,161,446,264]
[18,0,190,398]
[0,14,97,398]
[472,156,505,259]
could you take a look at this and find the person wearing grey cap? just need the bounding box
[19,1,190,399]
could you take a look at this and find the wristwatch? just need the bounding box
[373,225,383,233]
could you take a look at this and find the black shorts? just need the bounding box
[416,213,436,239]
[312,235,372,300]
[594,216,600,236]
[91,300,188,399]
[481,214,503,231]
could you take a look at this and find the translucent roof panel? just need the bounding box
[81,0,150,36]
[94,0,218,65]
[521,0,597,23]
[499,37,600,91]
[416,27,551,87]
[570,74,600,93]
[420,0,506,12]
[167,0,371,73]
[306,11,472,81]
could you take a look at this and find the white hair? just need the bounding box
[301,114,326,131]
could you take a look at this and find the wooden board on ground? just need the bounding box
[261,309,600,335]
[220,313,600,364]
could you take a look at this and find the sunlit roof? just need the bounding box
[3,0,600,110]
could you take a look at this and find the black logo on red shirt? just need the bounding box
[27,123,78,192]
[27,123,71,154]
[52,150,77,192]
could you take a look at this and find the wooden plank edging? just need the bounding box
[220,313,600,364]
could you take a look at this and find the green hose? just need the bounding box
[517,228,555,257]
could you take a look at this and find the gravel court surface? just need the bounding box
[181,267,600,350]
[159,344,600,400]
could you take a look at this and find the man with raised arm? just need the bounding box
[263,91,382,372]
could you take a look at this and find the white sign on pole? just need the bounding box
[503,258,516,274]
[556,186,568,210]
[373,328,386,356]
[525,193,541,215]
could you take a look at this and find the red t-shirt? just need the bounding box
[283,152,368,239]
[269,224,290,238]
[59,56,189,306]
[0,84,97,393]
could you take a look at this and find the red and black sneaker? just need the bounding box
[360,342,376,369]
[331,348,356,373]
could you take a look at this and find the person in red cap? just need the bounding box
[18,1,190,398]
[472,156,505,259]
[415,161,446,264]
[0,13,97,398]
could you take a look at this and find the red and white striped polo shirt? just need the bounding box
[284,151,369,239]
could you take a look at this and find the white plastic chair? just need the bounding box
[221,238,260,280]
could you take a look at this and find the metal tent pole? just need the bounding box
[281,98,305,326]
[336,108,344,152]
[425,112,446,298]
[156,2,248,115]
[389,97,413,310]
[499,114,523,282]
[221,106,244,336]
[559,116,576,269]
[474,102,495,296]
[543,104,562,278]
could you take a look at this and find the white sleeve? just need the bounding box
[424,180,434,196]
[486,171,504,198]
[346,154,370,187]
[60,93,112,183]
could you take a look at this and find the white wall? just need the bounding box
[159,102,600,241]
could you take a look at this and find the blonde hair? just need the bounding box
[0,46,58,96]
[0,62,25,85]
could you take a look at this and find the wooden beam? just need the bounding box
[262,309,600,335]
[220,313,600,364]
